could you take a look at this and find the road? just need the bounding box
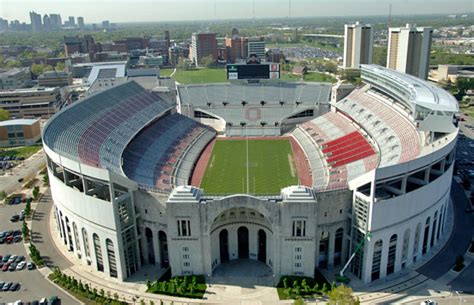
[0,198,78,304]
[0,149,46,194]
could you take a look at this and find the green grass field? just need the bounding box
[0,144,42,159]
[171,68,227,84]
[200,139,298,195]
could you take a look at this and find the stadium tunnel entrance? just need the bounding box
[210,207,274,274]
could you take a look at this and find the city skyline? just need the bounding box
[0,0,473,23]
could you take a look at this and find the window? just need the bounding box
[177,219,191,236]
[295,255,302,260]
[183,262,190,267]
[183,254,190,259]
[292,220,306,237]
[294,262,301,268]
[295,247,302,252]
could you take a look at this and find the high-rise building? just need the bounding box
[102,20,110,29]
[387,24,433,79]
[0,18,8,32]
[43,14,52,31]
[29,11,42,32]
[50,14,62,29]
[68,16,75,27]
[247,37,266,59]
[77,17,85,29]
[190,32,218,66]
[343,22,373,69]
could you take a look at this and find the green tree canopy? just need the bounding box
[0,109,11,121]
[327,284,360,305]
[200,55,215,68]
[31,63,54,75]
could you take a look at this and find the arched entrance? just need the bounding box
[145,227,155,265]
[258,229,266,263]
[237,226,249,259]
[219,229,229,262]
[158,230,169,268]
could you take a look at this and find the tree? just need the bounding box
[373,46,387,67]
[0,190,6,200]
[22,221,29,239]
[55,62,66,71]
[327,284,360,305]
[31,63,53,75]
[200,55,215,68]
[32,186,40,200]
[0,109,10,122]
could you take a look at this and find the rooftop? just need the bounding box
[0,118,39,127]
[0,67,29,78]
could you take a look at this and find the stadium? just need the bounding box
[42,64,458,285]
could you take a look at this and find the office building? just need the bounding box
[64,35,97,56]
[68,16,76,27]
[387,24,433,79]
[77,17,85,29]
[343,22,374,69]
[102,20,110,29]
[0,87,62,119]
[0,18,8,32]
[190,33,218,66]
[0,68,32,90]
[38,71,73,87]
[29,11,42,32]
[0,119,41,147]
[247,37,266,58]
[50,14,62,29]
[43,14,52,31]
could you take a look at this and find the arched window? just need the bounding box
[82,228,91,259]
[437,206,443,240]
[387,234,397,275]
[413,223,421,261]
[422,217,431,255]
[93,234,104,272]
[371,239,383,281]
[106,239,117,278]
[430,212,438,247]
[73,222,80,252]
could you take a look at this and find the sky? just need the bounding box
[0,0,472,23]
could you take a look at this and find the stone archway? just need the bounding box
[220,229,229,262]
[258,229,266,263]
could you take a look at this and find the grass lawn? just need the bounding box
[172,68,227,84]
[279,72,337,83]
[159,68,174,77]
[460,104,474,119]
[0,144,42,159]
[200,139,298,195]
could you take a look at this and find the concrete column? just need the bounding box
[328,228,336,268]
[341,231,349,265]
[405,226,415,267]
[424,167,431,183]
[152,228,160,267]
[314,228,321,268]
[401,176,408,193]
[101,237,110,277]
[362,241,374,284]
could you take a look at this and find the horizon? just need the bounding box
[1,0,472,24]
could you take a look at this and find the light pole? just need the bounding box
[207,273,211,287]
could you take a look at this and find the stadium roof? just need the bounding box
[361,65,459,113]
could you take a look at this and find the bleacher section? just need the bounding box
[122,113,216,192]
[178,83,331,127]
[336,89,420,167]
[291,111,379,190]
[43,81,172,173]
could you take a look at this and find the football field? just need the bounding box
[200,139,298,195]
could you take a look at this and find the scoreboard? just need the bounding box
[227,63,280,80]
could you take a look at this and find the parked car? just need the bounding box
[14,235,22,243]
[15,255,24,263]
[16,261,26,270]
[2,282,12,291]
[2,263,10,271]
[9,282,20,291]
[2,254,11,262]
[39,298,48,305]
[27,262,35,270]
[9,262,17,271]
[49,296,60,305]
[10,215,19,222]
[8,255,17,263]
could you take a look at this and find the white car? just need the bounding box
[8,255,17,263]
[15,261,25,270]
[420,300,436,305]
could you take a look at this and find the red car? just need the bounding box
[2,263,10,272]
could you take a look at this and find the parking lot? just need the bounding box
[0,187,77,304]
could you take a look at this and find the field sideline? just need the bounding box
[200,138,298,195]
